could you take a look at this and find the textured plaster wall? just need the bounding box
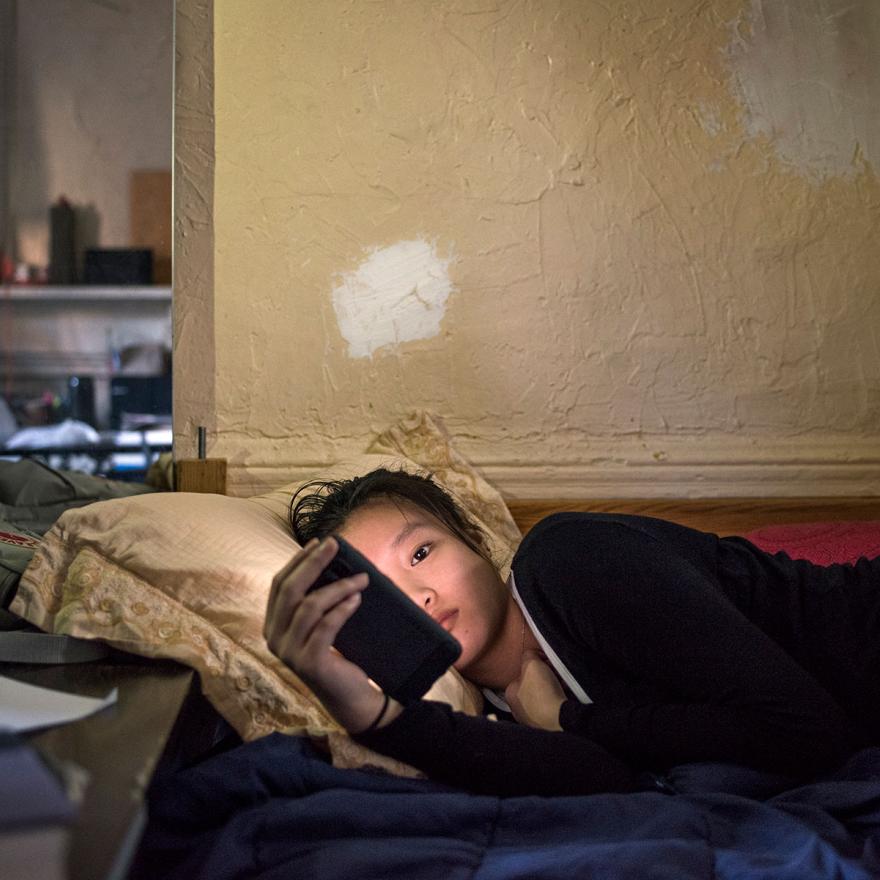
[174,0,216,445]
[9,0,172,269]
[177,0,880,497]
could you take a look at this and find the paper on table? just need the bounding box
[0,676,117,733]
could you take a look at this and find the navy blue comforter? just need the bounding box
[133,734,880,879]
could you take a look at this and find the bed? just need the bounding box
[134,729,880,880]
[4,413,880,880]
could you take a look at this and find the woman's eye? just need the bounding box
[411,545,430,565]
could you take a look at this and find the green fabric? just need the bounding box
[0,630,110,662]
[0,459,157,610]
[0,518,43,610]
[0,458,155,535]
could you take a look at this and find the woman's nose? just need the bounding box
[401,583,434,610]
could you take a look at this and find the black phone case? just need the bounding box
[309,536,462,704]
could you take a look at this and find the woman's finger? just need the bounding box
[295,589,363,660]
[265,537,341,636]
[275,581,367,681]
[266,537,325,615]
[285,573,368,652]
[267,537,319,611]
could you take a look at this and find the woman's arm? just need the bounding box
[355,698,643,797]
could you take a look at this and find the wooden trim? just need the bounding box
[175,458,227,494]
[506,497,880,537]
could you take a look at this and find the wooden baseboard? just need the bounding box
[175,459,228,494]
[506,497,880,536]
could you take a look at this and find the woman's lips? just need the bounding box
[436,609,458,632]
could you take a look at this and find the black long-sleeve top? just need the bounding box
[357,513,880,796]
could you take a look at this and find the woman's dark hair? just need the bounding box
[289,468,490,560]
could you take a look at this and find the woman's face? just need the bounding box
[339,498,508,674]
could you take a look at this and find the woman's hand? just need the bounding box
[264,537,401,734]
[504,650,565,731]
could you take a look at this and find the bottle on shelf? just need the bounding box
[48,197,76,285]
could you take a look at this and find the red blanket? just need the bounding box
[745,521,880,565]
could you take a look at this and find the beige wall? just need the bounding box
[9,0,172,270]
[175,0,880,498]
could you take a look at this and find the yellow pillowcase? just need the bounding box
[12,413,520,775]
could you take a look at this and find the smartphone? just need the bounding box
[308,536,462,704]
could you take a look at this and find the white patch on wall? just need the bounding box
[726,0,880,179]
[331,239,454,358]
[695,101,724,138]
